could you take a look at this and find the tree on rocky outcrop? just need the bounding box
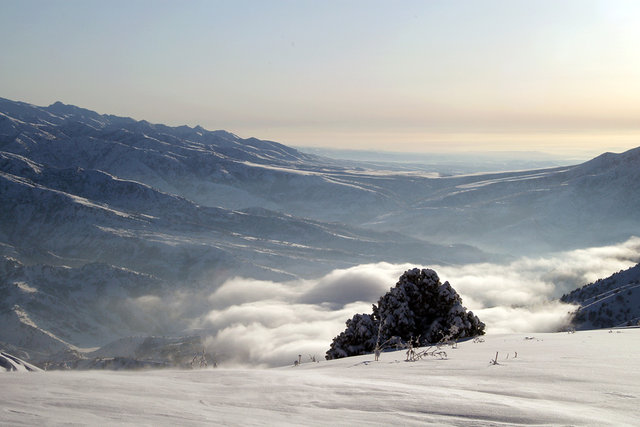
[326,268,484,360]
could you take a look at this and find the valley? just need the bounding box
[1,97,639,367]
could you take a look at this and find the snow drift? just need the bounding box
[1,330,638,426]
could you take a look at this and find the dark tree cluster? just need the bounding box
[326,268,485,360]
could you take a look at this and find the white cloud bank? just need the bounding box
[162,237,640,367]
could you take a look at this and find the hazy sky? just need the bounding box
[2,0,640,156]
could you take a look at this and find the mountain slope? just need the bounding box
[372,147,640,253]
[1,97,397,220]
[1,151,483,281]
[0,107,488,362]
[2,97,640,256]
[0,351,42,372]
[562,263,640,329]
[2,96,640,365]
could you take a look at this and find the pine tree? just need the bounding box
[326,268,485,359]
[325,313,378,359]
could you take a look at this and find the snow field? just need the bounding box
[2,329,639,426]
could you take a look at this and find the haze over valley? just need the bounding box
[2,97,640,368]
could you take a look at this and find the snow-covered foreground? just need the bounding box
[3,330,639,426]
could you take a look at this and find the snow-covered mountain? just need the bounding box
[3,97,640,256]
[562,263,640,329]
[1,98,485,279]
[0,97,487,363]
[1,161,484,280]
[2,96,640,366]
[369,146,640,253]
[0,97,394,221]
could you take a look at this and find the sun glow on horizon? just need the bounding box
[2,0,640,156]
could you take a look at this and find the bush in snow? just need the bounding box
[324,313,379,359]
[326,268,485,360]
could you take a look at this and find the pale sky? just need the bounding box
[2,0,640,156]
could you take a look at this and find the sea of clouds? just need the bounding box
[135,237,640,367]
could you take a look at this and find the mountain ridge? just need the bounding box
[2,96,640,365]
[4,97,640,254]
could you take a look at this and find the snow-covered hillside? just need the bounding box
[0,103,487,281]
[0,256,171,361]
[0,351,41,372]
[2,96,640,368]
[373,146,640,253]
[562,263,640,329]
[3,97,640,255]
[2,330,639,426]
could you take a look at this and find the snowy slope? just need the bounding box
[373,146,640,253]
[1,150,483,281]
[1,97,492,362]
[562,263,640,329]
[1,97,395,221]
[3,97,640,255]
[1,330,639,426]
[0,256,169,358]
[2,96,640,369]
[0,351,42,372]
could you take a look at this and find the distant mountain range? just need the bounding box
[1,96,640,365]
[3,97,640,258]
[0,97,485,281]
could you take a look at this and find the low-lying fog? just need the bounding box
[130,237,640,367]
